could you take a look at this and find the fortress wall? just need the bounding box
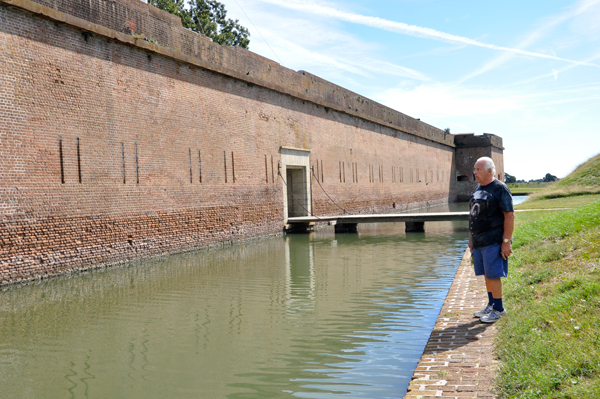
[491,147,505,181]
[1,0,454,147]
[1,0,460,285]
[454,134,505,201]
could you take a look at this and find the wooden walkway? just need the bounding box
[286,211,469,233]
[286,209,555,233]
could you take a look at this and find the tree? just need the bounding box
[543,173,558,182]
[148,0,250,48]
[504,173,516,184]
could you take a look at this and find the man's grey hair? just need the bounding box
[477,157,497,177]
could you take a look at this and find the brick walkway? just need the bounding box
[404,249,499,398]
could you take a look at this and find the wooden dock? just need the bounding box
[286,211,470,233]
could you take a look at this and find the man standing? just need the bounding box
[468,157,515,323]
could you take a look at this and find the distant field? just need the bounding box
[507,182,553,194]
[515,194,600,210]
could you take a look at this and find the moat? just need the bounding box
[0,207,476,398]
[1,197,530,398]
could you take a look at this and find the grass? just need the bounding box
[508,182,551,194]
[520,154,600,201]
[529,186,600,200]
[509,154,600,197]
[495,199,600,398]
[494,153,600,398]
[515,194,600,210]
[556,154,600,188]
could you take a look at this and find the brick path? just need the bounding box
[404,249,499,398]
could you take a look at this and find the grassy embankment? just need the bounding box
[508,155,600,197]
[508,182,551,195]
[495,153,600,398]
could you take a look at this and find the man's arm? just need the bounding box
[501,211,515,260]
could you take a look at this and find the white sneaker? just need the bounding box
[480,309,507,323]
[473,304,493,318]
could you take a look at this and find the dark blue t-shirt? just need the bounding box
[469,179,514,249]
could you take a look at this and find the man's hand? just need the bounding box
[501,241,512,260]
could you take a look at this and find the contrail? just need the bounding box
[258,0,600,68]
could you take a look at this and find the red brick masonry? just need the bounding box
[404,249,499,398]
[0,0,504,285]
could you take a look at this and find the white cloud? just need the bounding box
[375,84,522,119]
[224,0,430,84]
[456,0,600,83]
[255,0,600,68]
[569,0,600,40]
[221,0,600,181]
[376,81,600,121]
[502,51,600,87]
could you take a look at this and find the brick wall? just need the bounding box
[453,134,505,201]
[0,0,488,285]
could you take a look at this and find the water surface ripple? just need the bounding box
[1,221,468,398]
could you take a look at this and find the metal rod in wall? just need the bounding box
[271,155,274,184]
[223,150,227,183]
[231,152,236,183]
[321,159,324,183]
[198,149,202,183]
[77,137,82,184]
[59,136,64,184]
[121,142,126,184]
[265,155,268,183]
[135,143,139,184]
[189,148,193,183]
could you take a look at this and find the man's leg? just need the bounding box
[485,277,503,312]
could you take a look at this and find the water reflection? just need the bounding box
[0,223,468,398]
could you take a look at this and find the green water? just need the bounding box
[0,219,468,398]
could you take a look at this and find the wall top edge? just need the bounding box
[2,0,458,148]
[454,133,504,150]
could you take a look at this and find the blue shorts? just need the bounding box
[472,243,508,279]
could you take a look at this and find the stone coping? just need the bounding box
[404,248,499,398]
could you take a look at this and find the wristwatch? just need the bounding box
[503,238,512,243]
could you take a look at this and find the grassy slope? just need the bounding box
[515,194,600,210]
[523,153,600,200]
[495,153,600,398]
[508,182,552,194]
[556,153,600,188]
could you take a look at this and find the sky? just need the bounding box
[161,0,600,181]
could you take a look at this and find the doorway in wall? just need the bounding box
[286,167,308,218]
[280,147,312,221]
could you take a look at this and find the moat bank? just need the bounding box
[0,220,468,398]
